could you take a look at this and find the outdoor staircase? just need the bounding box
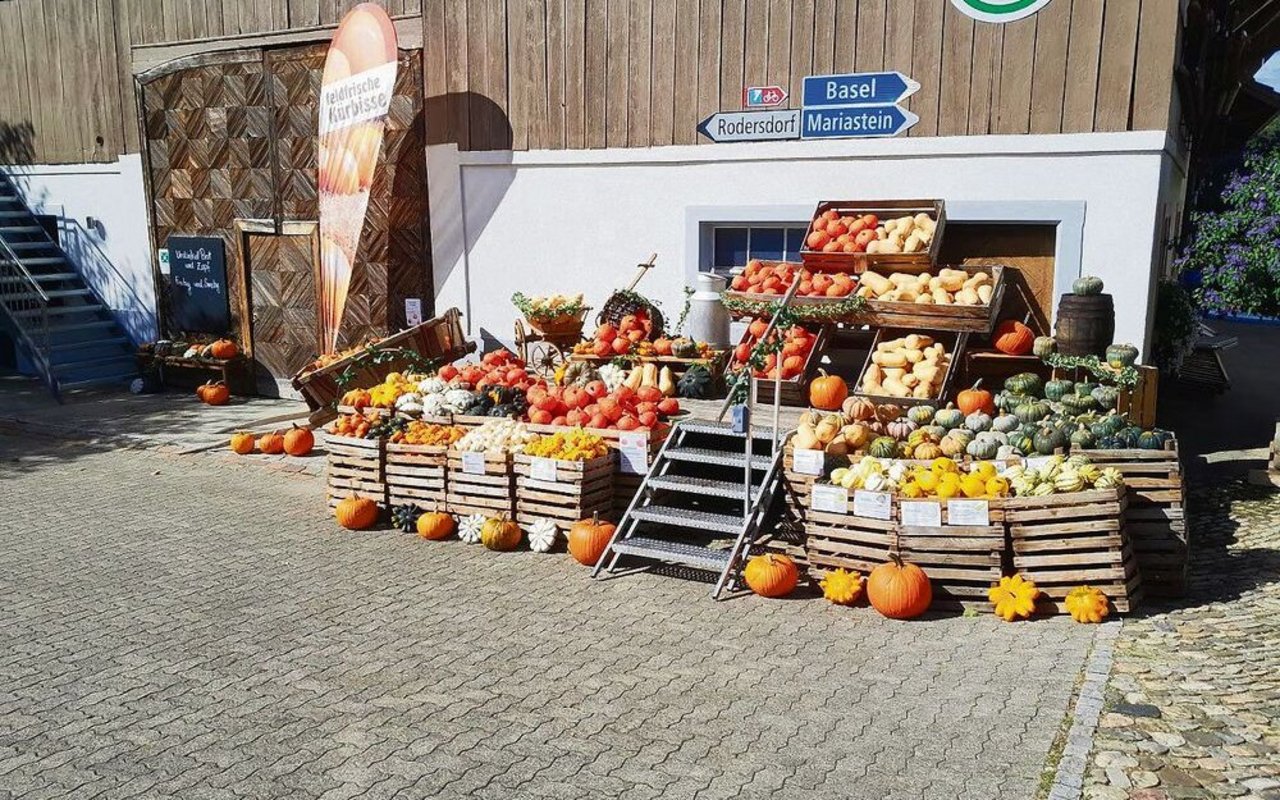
[592,418,784,598]
[0,171,136,398]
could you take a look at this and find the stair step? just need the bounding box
[0,272,78,283]
[45,320,116,333]
[663,446,773,470]
[18,256,66,266]
[50,353,137,374]
[15,303,104,318]
[57,373,138,391]
[2,287,89,301]
[0,226,44,235]
[630,505,745,534]
[50,335,130,352]
[646,475,765,500]
[5,241,55,250]
[0,211,30,218]
[677,420,780,440]
[610,537,733,570]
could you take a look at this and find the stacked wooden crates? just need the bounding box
[323,433,386,509]
[445,451,515,518]
[896,500,1006,612]
[384,443,448,511]
[513,453,615,533]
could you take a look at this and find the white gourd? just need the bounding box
[526,518,558,553]
[458,514,486,544]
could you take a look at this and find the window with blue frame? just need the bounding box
[705,225,809,273]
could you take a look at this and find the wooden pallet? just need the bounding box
[524,425,667,517]
[384,442,448,510]
[1005,487,1141,614]
[513,453,615,532]
[445,451,515,519]
[897,500,1007,612]
[324,433,386,509]
[802,483,896,578]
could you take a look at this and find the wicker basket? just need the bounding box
[525,307,589,337]
[597,292,665,339]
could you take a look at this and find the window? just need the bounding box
[705,224,809,273]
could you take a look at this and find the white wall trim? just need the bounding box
[3,163,124,177]
[456,130,1172,168]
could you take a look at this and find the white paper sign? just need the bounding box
[948,499,990,527]
[618,432,648,450]
[618,432,649,475]
[810,484,849,514]
[853,490,892,521]
[1024,455,1052,472]
[404,298,423,327]
[531,456,558,483]
[461,451,486,475]
[900,500,942,528]
[792,448,825,476]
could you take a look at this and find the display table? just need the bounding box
[137,352,254,395]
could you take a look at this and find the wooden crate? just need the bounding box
[853,327,967,407]
[445,451,515,518]
[526,423,667,516]
[324,433,386,509]
[1076,441,1186,597]
[513,453,615,533]
[860,265,1006,334]
[733,324,832,407]
[800,199,946,273]
[896,500,1007,611]
[802,483,896,578]
[384,443,448,510]
[1005,487,1141,614]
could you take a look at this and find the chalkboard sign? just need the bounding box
[167,235,229,334]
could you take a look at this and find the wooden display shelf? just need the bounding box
[853,328,967,407]
[445,451,515,518]
[803,503,897,579]
[324,433,386,509]
[800,199,946,274]
[962,349,1053,390]
[384,442,448,510]
[137,352,255,395]
[897,500,1007,612]
[513,453,615,532]
[728,324,832,408]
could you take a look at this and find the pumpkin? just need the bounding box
[458,513,486,544]
[1072,275,1105,296]
[341,388,373,410]
[1091,385,1120,410]
[1033,426,1068,456]
[199,381,230,406]
[743,553,798,598]
[670,337,700,358]
[939,434,967,458]
[808,370,848,411]
[568,513,616,566]
[257,430,285,454]
[1004,372,1044,397]
[1137,430,1166,450]
[819,568,864,606]
[677,365,713,399]
[416,507,456,540]
[868,436,900,459]
[391,504,420,533]
[842,422,872,450]
[229,431,255,454]
[988,574,1040,621]
[1032,335,1056,358]
[992,414,1020,434]
[963,412,992,433]
[933,404,965,430]
[912,442,944,461]
[1070,425,1097,449]
[1043,379,1074,402]
[992,319,1034,356]
[526,518,559,553]
[866,554,932,619]
[1060,393,1097,415]
[480,515,522,551]
[209,338,239,359]
[842,396,877,422]
[886,418,917,440]
[955,381,995,416]
[1104,342,1139,369]
[965,437,999,460]
[335,495,379,530]
[876,403,904,424]
[1014,400,1050,424]
[1064,586,1110,623]
[283,425,315,456]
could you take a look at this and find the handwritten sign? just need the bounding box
[900,500,942,528]
[948,500,991,527]
[166,235,228,334]
[531,456,558,483]
[617,432,650,475]
[792,448,825,476]
[810,484,849,514]
[853,490,892,521]
[1024,456,1052,472]
[460,451,486,475]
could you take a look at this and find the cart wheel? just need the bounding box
[527,341,567,379]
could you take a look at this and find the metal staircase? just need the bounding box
[593,277,801,599]
[0,171,136,398]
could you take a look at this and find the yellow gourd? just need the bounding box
[640,362,659,389]
[989,574,1040,621]
[935,473,962,500]
[984,476,1010,498]
[819,569,864,606]
[960,473,987,499]
[658,366,676,396]
[1064,586,1110,624]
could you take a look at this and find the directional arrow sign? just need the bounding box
[697,109,801,143]
[743,85,789,108]
[800,105,919,140]
[802,71,920,109]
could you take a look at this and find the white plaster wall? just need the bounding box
[429,131,1174,357]
[6,155,157,344]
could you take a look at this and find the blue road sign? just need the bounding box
[800,105,919,139]
[802,71,921,109]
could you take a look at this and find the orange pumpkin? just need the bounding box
[229,431,255,454]
[341,388,372,410]
[416,507,456,541]
[568,514,616,566]
[283,424,315,456]
[209,338,239,359]
[842,395,877,422]
[992,319,1034,356]
[200,381,230,406]
[743,553,798,598]
[808,370,849,411]
[258,430,285,454]
[335,495,379,530]
[866,554,932,619]
[955,380,995,416]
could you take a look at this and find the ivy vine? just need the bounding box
[673,286,695,334]
[1041,352,1140,389]
[333,346,438,389]
[722,294,866,322]
[724,302,811,405]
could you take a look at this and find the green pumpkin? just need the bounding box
[1097,435,1123,449]
[933,405,965,430]
[1014,400,1051,424]
[919,424,947,440]
[1105,343,1139,369]
[1032,336,1056,358]
[1004,372,1044,398]
[1033,426,1068,456]
[1074,381,1098,397]
[995,391,1025,412]
[1137,430,1166,450]
[1059,393,1096,415]
[868,436,900,459]
[1096,413,1126,436]
[966,438,1000,460]
[945,428,974,447]
[964,411,992,433]
[677,365,712,398]
[1011,433,1036,454]
[1115,427,1141,448]
[1043,379,1075,402]
[1091,385,1120,411]
[1070,425,1097,450]
[907,405,937,426]
[992,414,1020,433]
[670,337,701,359]
[1073,275,1105,296]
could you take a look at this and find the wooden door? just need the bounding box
[245,228,321,391]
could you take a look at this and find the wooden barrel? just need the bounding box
[1054,294,1115,357]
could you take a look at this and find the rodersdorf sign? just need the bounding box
[949,0,1054,23]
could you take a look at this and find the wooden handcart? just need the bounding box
[514,308,590,378]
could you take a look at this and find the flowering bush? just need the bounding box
[1178,133,1280,317]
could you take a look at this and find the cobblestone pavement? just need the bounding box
[0,436,1096,799]
[1083,481,1280,800]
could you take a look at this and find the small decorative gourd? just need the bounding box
[932,404,964,430]
[992,414,1020,434]
[868,436,900,459]
[886,418,918,440]
[988,574,1040,621]
[963,412,992,433]
[1091,385,1120,411]
[458,513,486,544]
[1072,275,1105,296]
[819,568,864,606]
[1032,336,1056,358]
[1064,585,1110,623]
[1043,379,1074,402]
[526,518,559,553]
[391,504,420,533]
[1105,343,1139,369]
[907,405,936,426]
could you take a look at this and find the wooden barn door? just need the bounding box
[241,223,322,390]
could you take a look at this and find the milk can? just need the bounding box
[685,272,731,347]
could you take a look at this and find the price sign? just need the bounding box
[618,432,649,475]
[900,500,942,528]
[948,499,991,527]
[810,484,849,514]
[461,451,486,475]
[853,490,892,521]
[531,457,558,483]
[792,448,825,476]
[1024,455,1052,472]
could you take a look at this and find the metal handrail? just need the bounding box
[0,234,57,396]
[0,235,50,303]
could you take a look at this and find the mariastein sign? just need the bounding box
[949,0,1054,23]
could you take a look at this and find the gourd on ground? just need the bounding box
[743,553,799,598]
[866,554,932,619]
[819,569,864,606]
[989,574,1040,621]
[336,495,379,530]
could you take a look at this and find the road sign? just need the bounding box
[949,0,1054,24]
[743,85,789,108]
[800,105,919,140]
[802,71,921,109]
[697,109,801,143]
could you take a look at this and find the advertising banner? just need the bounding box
[317,3,398,353]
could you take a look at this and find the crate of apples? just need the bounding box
[526,382,679,431]
[728,259,858,299]
[731,319,820,381]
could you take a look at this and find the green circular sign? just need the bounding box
[949,0,1054,23]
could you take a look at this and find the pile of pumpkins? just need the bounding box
[992,371,1173,452]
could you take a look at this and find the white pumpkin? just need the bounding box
[417,377,448,395]
[526,518,558,553]
[458,513,486,544]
